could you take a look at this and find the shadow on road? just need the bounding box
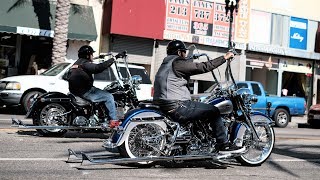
[298,123,320,129]
[273,144,320,162]
[0,106,25,115]
[75,160,232,170]
[16,129,110,139]
[268,144,320,179]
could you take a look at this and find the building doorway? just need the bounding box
[281,71,309,99]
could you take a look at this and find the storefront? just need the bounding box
[0,0,97,78]
[246,42,319,108]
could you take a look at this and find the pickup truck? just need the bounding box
[192,81,306,128]
[237,81,306,128]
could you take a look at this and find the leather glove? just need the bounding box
[224,51,235,60]
[115,51,127,59]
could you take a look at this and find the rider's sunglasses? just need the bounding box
[180,50,186,54]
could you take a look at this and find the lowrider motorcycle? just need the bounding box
[83,45,275,167]
[13,52,141,137]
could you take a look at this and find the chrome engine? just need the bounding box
[72,114,100,126]
[73,116,87,126]
[173,124,215,155]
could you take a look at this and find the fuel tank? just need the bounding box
[209,97,233,114]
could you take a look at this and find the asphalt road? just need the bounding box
[0,113,320,180]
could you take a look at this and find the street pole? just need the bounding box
[225,0,239,48]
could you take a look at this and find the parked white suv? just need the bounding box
[0,59,153,112]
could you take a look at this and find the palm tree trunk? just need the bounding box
[51,0,70,65]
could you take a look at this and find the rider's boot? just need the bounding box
[109,120,120,128]
[215,142,246,154]
[101,120,120,130]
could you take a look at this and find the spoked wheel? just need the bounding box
[236,118,275,166]
[33,103,69,137]
[119,123,166,167]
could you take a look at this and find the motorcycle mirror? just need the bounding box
[132,75,142,84]
[186,44,196,58]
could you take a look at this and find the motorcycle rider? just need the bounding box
[67,45,125,128]
[153,39,245,154]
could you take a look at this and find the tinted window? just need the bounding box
[41,63,70,76]
[119,67,151,84]
[237,83,248,89]
[252,83,262,96]
[94,67,116,81]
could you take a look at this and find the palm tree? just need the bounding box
[9,0,70,65]
[51,0,70,65]
[8,0,52,30]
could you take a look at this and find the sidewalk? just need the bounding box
[288,115,309,128]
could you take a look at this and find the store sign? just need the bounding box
[17,27,54,38]
[190,0,214,36]
[235,0,250,43]
[289,17,308,50]
[248,43,285,55]
[166,0,191,33]
[164,30,246,49]
[164,0,250,49]
[246,58,279,69]
[213,3,235,40]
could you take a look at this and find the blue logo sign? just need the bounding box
[289,17,308,50]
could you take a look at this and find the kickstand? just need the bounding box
[12,118,24,126]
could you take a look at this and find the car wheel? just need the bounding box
[273,108,290,128]
[22,91,44,112]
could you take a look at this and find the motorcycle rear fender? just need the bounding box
[232,112,273,147]
[26,92,72,118]
[115,109,168,146]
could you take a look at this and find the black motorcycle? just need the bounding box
[22,52,141,137]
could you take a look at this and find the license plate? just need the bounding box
[314,115,320,119]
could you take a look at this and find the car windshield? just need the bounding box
[119,67,152,84]
[41,63,70,76]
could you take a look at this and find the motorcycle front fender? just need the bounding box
[26,92,72,118]
[113,109,168,146]
[231,113,273,147]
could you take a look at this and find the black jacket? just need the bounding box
[172,56,226,78]
[67,58,115,96]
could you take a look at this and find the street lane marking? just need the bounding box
[268,158,320,162]
[0,158,66,161]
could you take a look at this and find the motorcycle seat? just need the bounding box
[138,101,160,109]
[68,93,91,107]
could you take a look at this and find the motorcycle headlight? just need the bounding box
[0,81,21,90]
[236,88,258,105]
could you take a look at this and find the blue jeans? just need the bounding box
[83,87,117,120]
[168,100,227,143]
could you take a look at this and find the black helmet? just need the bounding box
[166,39,188,55]
[78,45,95,58]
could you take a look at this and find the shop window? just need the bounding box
[0,34,17,78]
[315,22,320,53]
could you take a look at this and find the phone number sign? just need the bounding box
[190,0,214,36]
